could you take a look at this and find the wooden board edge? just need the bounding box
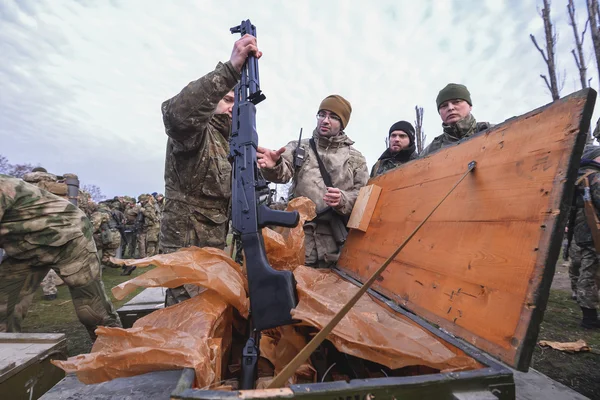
[514,88,597,371]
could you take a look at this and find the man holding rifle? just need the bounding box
[159,34,261,305]
[257,96,369,268]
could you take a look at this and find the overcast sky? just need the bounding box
[1,0,598,198]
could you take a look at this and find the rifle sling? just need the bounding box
[309,138,334,188]
[308,138,349,228]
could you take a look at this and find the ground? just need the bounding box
[18,256,600,399]
[531,261,600,399]
[21,265,151,356]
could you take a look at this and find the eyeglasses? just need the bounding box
[316,111,341,123]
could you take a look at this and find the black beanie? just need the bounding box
[388,121,415,147]
[436,83,472,110]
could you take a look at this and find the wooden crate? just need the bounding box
[0,333,67,400]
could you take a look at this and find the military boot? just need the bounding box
[581,307,600,329]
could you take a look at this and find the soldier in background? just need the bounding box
[22,168,71,300]
[420,84,492,158]
[90,202,121,269]
[573,146,600,329]
[143,195,160,257]
[0,174,121,339]
[135,194,148,259]
[122,198,139,259]
[371,121,418,177]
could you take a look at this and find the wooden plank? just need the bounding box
[347,184,382,232]
[337,89,596,371]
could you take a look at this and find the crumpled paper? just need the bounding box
[291,265,482,372]
[263,197,316,271]
[260,325,316,386]
[538,339,590,353]
[110,246,249,317]
[52,290,231,386]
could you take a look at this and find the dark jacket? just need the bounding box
[370,144,417,177]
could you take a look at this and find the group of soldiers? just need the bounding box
[1,32,600,341]
[81,192,165,274]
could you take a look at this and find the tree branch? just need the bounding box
[530,34,549,63]
[541,74,552,92]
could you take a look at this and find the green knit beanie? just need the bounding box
[436,83,472,110]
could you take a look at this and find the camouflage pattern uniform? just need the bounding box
[159,61,239,255]
[123,201,139,258]
[22,171,70,299]
[261,129,369,267]
[573,156,600,328]
[0,174,121,339]
[370,144,418,178]
[568,242,582,299]
[138,194,160,257]
[160,61,239,304]
[419,114,492,158]
[90,203,121,267]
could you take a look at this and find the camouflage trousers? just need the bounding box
[41,269,63,296]
[137,231,147,258]
[304,222,340,268]
[146,227,160,257]
[576,244,600,309]
[122,229,137,258]
[162,212,228,306]
[568,242,582,294]
[0,236,122,340]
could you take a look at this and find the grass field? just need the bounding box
[21,265,152,356]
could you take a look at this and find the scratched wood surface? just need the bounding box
[337,89,596,371]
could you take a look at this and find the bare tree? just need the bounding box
[6,163,36,178]
[0,155,10,175]
[587,0,600,85]
[530,0,561,100]
[414,106,426,154]
[569,0,589,89]
[81,183,106,202]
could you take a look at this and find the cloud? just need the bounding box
[0,0,596,197]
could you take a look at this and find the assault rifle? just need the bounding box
[229,19,300,389]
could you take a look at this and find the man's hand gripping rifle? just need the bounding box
[229,20,300,389]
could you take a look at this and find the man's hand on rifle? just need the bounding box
[230,34,262,73]
[324,187,342,208]
[257,146,286,169]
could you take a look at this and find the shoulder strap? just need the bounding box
[576,170,596,186]
[309,138,333,187]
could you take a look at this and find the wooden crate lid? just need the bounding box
[337,89,596,371]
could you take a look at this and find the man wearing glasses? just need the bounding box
[257,95,369,268]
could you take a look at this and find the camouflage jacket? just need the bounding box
[140,202,159,231]
[574,162,600,246]
[420,114,492,158]
[370,144,417,178]
[261,129,369,216]
[0,174,95,266]
[261,129,369,263]
[160,61,239,249]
